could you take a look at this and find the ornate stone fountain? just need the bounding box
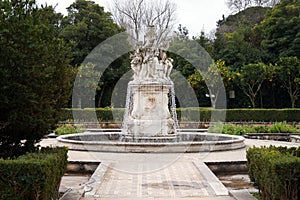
[121,26,178,142]
[57,28,245,153]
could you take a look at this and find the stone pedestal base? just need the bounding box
[123,81,176,137]
[121,134,180,143]
[126,119,175,136]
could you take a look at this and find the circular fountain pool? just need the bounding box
[56,129,245,153]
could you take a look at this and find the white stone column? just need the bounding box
[126,81,175,137]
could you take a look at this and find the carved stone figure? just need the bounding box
[164,58,174,81]
[130,27,174,82]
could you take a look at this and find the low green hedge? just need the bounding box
[208,122,300,135]
[247,146,300,200]
[54,125,83,135]
[0,147,68,200]
[62,108,124,122]
[60,108,300,122]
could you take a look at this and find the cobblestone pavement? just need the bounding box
[95,161,215,198]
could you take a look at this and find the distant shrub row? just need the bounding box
[247,146,300,200]
[60,108,300,122]
[0,147,68,200]
[208,122,300,135]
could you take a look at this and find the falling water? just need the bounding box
[121,83,133,135]
[170,82,179,129]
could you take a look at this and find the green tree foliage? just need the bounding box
[60,0,123,66]
[97,55,131,107]
[276,56,300,108]
[188,70,206,96]
[212,4,300,108]
[169,37,197,78]
[219,27,263,69]
[73,63,102,108]
[236,62,273,107]
[258,0,300,62]
[60,0,132,107]
[193,31,214,56]
[188,60,233,108]
[214,7,269,69]
[0,0,73,158]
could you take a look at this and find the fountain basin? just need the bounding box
[56,130,245,153]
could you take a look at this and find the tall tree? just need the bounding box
[60,0,122,66]
[236,63,272,107]
[213,7,269,69]
[73,63,103,108]
[0,0,73,158]
[215,26,264,69]
[258,0,300,62]
[111,0,176,46]
[276,57,300,108]
[188,60,233,108]
[194,31,214,56]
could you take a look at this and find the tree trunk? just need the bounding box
[98,83,106,108]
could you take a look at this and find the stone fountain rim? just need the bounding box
[56,131,245,146]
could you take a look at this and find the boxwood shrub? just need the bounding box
[60,108,300,122]
[247,146,300,200]
[208,122,300,135]
[54,125,82,135]
[0,147,68,200]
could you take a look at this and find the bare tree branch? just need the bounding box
[111,0,177,46]
[226,0,280,13]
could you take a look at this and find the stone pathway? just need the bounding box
[39,138,299,199]
[82,158,231,199]
[95,161,214,198]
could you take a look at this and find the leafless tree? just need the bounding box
[226,0,280,13]
[254,0,280,7]
[253,0,271,6]
[226,0,253,13]
[265,0,280,7]
[111,0,177,47]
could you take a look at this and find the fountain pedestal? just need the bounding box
[122,26,177,138]
[124,81,176,137]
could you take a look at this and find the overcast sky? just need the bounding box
[36,0,230,37]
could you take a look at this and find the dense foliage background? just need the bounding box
[186,0,300,108]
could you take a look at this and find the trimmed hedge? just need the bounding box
[60,108,300,122]
[0,147,68,200]
[208,122,300,135]
[54,125,82,135]
[247,146,300,200]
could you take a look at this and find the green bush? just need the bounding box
[0,147,68,200]
[208,122,300,135]
[54,125,82,135]
[252,125,269,133]
[62,108,124,122]
[247,146,300,200]
[269,121,299,133]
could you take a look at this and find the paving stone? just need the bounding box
[83,161,225,199]
[43,138,300,200]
